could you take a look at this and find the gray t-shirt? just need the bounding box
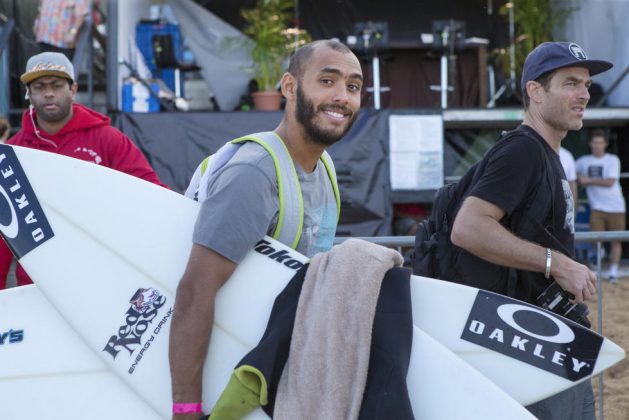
[193,142,338,262]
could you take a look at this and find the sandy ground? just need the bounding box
[589,277,629,420]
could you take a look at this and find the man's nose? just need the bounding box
[332,85,349,104]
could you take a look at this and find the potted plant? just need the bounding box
[498,0,580,84]
[241,0,311,110]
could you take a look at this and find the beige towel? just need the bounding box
[274,238,403,420]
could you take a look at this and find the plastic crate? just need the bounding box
[122,81,160,113]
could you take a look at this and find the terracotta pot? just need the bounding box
[252,91,282,111]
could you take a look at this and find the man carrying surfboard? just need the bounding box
[169,40,363,419]
[450,42,612,419]
[0,52,167,289]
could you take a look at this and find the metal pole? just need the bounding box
[293,0,300,45]
[335,230,629,246]
[488,1,516,107]
[440,26,449,109]
[440,54,448,109]
[596,64,629,107]
[87,1,94,109]
[507,2,516,92]
[106,0,119,112]
[0,18,13,118]
[596,240,604,420]
[373,55,381,110]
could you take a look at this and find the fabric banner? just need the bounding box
[167,0,253,111]
[113,110,393,237]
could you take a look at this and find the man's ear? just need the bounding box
[527,81,543,104]
[70,82,79,100]
[280,72,297,100]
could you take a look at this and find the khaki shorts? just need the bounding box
[589,210,626,232]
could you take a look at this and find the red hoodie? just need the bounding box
[0,103,168,288]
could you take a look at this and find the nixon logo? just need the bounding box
[569,43,587,60]
[497,304,575,344]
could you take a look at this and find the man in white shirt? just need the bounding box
[576,129,626,283]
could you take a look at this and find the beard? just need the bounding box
[295,86,357,147]
[35,101,72,124]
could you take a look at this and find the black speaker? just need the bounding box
[432,19,466,52]
[352,21,389,54]
[152,34,178,68]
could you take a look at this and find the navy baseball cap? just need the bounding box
[521,42,612,91]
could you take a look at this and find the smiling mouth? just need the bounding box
[322,107,351,121]
[325,110,345,119]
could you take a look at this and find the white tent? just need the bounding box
[563,0,629,106]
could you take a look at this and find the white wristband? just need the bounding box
[545,248,552,279]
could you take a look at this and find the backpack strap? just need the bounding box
[231,132,304,249]
[186,132,340,250]
[453,128,557,297]
[319,150,341,221]
[506,130,564,243]
[518,136,575,256]
[498,129,575,295]
[232,133,340,248]
[185,142,243,202]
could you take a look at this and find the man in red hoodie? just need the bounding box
[0,51,166,289]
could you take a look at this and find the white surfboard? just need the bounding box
[0,145,621,417]
[0,285,535,420]
[0,285,161,420]
[411,276,625,405]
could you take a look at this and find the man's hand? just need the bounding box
[550,251,597,304]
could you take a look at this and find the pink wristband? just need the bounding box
[172,402,203,414]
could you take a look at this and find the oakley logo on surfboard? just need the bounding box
[461,291,603,381]
[0,145,54,258]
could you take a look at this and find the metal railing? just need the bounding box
[72,11,94,108]
[0,18,14,118]
[336,230,629,419]
[0,17,14,55]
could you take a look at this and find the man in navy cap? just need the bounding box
[451,42,612,419]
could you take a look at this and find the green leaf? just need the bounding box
[240,0,312,91]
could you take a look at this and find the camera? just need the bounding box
[537,281,591,328]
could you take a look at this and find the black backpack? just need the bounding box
[411,129,556,296]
